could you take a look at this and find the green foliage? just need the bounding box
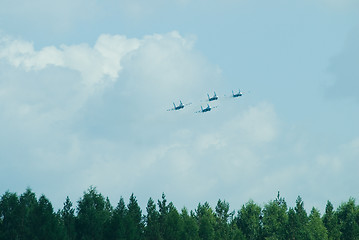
[125,193,144,240]
[236,199,262,240]
[144,197,161,240]
[307,207,328,240]
[287,196,309,240]
[215,199,232,240]
[0,191,21,240]
[337,198,359,240]
[76,186,111,240]
[61,196,76,240]
[323,200,341,240]
[180,208,200,240]
[262,192,288,240]
[1,188,359,240]
[196,202,216,240]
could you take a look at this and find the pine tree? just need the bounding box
[287,196,309,240]
[61,196,76,240]
[18,187,38,239]
[307,207,328,240]
[337,198,359,240]
[125,193,144,240]
[180,208,200,240]
[144,198,161,240]
[76,186,111,240]
[195,202,215,240]
[105,197,127,240]
[322,201,341,240]
[215,199,232,240]
[236,199,262,240]
[0,191,21,240]
[262,192,288,240]
[33,195,63,240]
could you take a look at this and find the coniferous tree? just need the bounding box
[262,192,288,240]
[323,200,341,240]
[236,199,262,240]
[165,202,181,240]
[214,199,233,240]
[287,196,309,240]
[76,186,111,240]
[157,193,182,240]
[180,208,200,240]
[0,191,21,240]
[195,202,215,240]
[33,195,63,240]
[105,197,127,240]
[307,207,328,240]
[18,188,38,239]
[125,193,144,240]
[61,196,76,240]
[144,198,161,240]
[337,198,359,240]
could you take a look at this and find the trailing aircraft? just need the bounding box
[196,104,217,113]
[167,100,191,111]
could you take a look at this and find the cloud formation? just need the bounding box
[0,31,226,208]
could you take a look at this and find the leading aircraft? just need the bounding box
[167,100,191,111]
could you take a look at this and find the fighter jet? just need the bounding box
[231,89,243,98]
[196,104,217,113]
[167,100,191,111]
[207,92,218,101]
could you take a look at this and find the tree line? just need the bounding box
[0,187,358,240]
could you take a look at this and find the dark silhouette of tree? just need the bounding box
[0,191,21,240]
[18,187,38,239]
[61,196,76,240]
[33,194,63,240]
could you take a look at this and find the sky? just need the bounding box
[0,0,359,213]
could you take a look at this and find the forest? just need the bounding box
[0,187,358,240]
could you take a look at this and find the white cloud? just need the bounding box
[0,31,224,208]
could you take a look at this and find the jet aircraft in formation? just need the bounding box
[207,92,218,101]
[195,104,217,113]
[167,100,192,111]
[231,89,243,98]
[167,89,246,113]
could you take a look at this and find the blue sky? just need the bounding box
[1,0,359,212]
